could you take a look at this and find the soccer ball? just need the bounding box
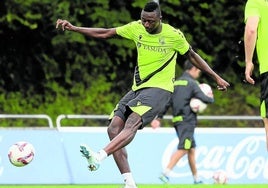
[190,98,207,113]
[213,170,228,184]
[199,83,213,97]
[8,141,35,167]
[190,83,213,113]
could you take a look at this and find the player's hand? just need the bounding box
[56,19,75,31]
[216,77,230,91]
[150,118,161,129]
[245,62,255,85]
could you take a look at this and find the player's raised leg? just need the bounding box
[106,113,142,188]
[80,113,141,187]
[107,116,132,173]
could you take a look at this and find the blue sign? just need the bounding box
[0,129,70,184]
[0,127,267,184]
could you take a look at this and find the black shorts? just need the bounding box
[110,88,171,128]
[260,72,268,118]
[174,124,196,150]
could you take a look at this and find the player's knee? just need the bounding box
[107,123,123,139]
[125,112,142,131]
[107,116,125,138]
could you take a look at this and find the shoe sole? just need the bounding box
[80,145,99,171]
[159,176,169,184]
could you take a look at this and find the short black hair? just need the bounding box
[183,60,194,70]
[143,1,161,16]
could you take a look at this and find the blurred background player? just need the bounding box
[244,0,268,151]
[152,60,214,184]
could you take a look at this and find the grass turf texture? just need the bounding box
[0,185,267,188]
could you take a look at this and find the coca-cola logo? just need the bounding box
[161,135,268,181]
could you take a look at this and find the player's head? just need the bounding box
[184,60,194,70]
[184,60,201,79]
[141,1,162,34]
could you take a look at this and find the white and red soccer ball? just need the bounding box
[213,170,228,184]
[199,83,214,98]
[8,141,35,167]
[190,83,213,113]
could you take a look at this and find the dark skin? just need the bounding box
[141,10,162,34]
[56,9,229,174]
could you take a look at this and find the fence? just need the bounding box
[55,114,263,129]
[0,114,263,128]
[0,114,54,128]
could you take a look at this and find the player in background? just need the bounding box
[151,60,214,184]
[56,1,229,187]
[244,0,268,151]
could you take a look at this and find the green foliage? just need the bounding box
[0,75,117,127]
[0,0,261,127]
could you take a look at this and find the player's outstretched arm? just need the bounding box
[244,16,259,85]
[186,48,230,91]
[56,19,117,39]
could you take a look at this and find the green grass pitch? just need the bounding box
[0,185,267,188]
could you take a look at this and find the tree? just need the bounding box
[0,0,260,127]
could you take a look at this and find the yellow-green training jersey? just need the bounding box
[245,0,268,74]
[116,21,190,92]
